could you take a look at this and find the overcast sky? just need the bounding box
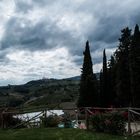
[0,0,140,86]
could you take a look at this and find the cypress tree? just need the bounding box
[99,69,103,107]
[77,41,98,107]
[100,49,111,107]
[115,27,132,107]
[108,55,117,107]
[130,24,140,107]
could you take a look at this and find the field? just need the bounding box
[0,128,139,140]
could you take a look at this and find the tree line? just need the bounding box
[78,24,140,108]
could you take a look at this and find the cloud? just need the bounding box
[15,0,33,14]
[0,48,80,85]
[0,0,140,85]
[0,0,15,40]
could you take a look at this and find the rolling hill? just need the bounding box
[0,73,99,109]
[0,77,80,108]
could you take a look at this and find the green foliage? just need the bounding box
[91,111,126,135]
[64,119,72,128]
[62,113,73,128]
[0,113,22,128]
[41,115,60,127]
[8,97,24,107]
[14,86,29,94]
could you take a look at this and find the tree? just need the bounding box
[108,55,117,106]
[129,24,140,107]
[114,27,132,107]
[77,41,98,107]
[99,25,140,107]
[99,69,103,107]
[100,49,111,107]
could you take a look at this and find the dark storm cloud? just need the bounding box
[0,52,9,63]
[131,13,140,26]
[15,1,33,13]
[1,0,140,66]
[32,0,54,6]
[15,0,54,13]
[0,0,140,85]
[1,16,83,56]
[90,17,123,44]
[1,18,65,50]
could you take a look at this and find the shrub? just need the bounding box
[41,115,60,127]
[62,112,73,128]
[63,118,72,128]
[91,111,126,135]
[0,112,22,128]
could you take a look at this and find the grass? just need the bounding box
[0,128,139,140]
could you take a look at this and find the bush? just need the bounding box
[0,112,22,128]
[62,112,73,128]
[41,115,60,127]
[91,111,126,135]
[63,118,72,128]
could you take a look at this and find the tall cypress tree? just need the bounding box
[100,49,111,107]
[77,41,97,107]
[115,27,132,107]
[99,69,103,107]
[108,55,117,106]
[130,24,140,107]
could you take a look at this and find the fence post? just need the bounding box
[85,108,89,130]
[1,112,3,129]
[75,109,78,125]
[44,109,47,127]
[128,108,131,134]
[1,111,5,129]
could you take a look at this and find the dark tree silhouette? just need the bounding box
[100,49,111,107]
[114,27,132,107]
[129,24,140,107]
[99,69,103,107]
[77,41,98,107]
[98,25,140,107]
[108,55,117,106]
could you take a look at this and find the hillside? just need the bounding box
[0,77,80,108]
[0,73,99,108]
